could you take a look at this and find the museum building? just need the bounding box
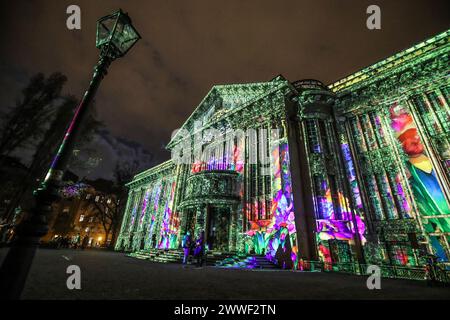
[115,30,450,268]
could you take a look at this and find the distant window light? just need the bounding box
[79,215,84,222]
[89,217,94,222]
[63,207,70,213]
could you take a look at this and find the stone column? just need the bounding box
[114,190,134,251]
[228,204,238,252]
[178,209,187,240]
[194,205,206,239]
[284,94,318,261]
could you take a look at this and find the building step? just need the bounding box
[129,249,259,267]
[214,254,279,269]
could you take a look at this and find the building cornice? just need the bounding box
[328,29,449,95]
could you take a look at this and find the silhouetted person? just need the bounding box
[73,233,81,249]
[425,255,439,286]
[194,231,205,268]
[81,235,89,250]
[182,231,191,266]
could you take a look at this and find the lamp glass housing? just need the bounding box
[96,9,141,58]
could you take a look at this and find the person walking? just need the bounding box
[194,231,205,268]
[425,255,439,286]
[81,234,89,250]
[73,233,81,249]
[181,231,191,267]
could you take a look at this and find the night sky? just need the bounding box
[1,0,449,178]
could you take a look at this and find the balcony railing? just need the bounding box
[298,260,450,284]
[191,161,241,174]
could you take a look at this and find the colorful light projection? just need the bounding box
[191,135,245,173]
[245,219,272,255]
[191,160,203,173]
[245,142,298,269]
[389,245,415,266]
[340,142,369,239]
[145,181,162,247]
[394,173,412,218]
[43,98,85,184]
[313,146,366,254]
[315,189,366,244]
[232,138,245,173]
[341,143,363,209]
[128,194,141,233]
[316,217,366,242]
[59,182,89,198]
[158,180,179,249]
[389,102,450,260]
[318,243,333,268]
[138,189,151,227]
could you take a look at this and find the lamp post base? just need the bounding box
[0,185,59,300]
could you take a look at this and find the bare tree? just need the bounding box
[113,160,139,187]
[2,92,102,221]
[86,161,139,248]
[0,73,67,158]
[84,192,123,248]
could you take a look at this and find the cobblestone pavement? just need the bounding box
[0,248,449,300]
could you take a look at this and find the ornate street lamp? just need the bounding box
[96,9,141,59]
[0,9,141,300]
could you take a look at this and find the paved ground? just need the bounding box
[0,248,449,300]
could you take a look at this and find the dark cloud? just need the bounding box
[73,129,155,180]
[0,0,449,174]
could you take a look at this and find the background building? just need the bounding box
[116,29,450,269]
[43,179,125,248]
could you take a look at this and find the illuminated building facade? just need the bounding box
[116,30,450,268]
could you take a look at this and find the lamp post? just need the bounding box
[0,9,141,300]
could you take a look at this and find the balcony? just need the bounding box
[179,170,240,209]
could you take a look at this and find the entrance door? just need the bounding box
[328,239,352,263]
[207,206,230,251]
[184,209,196,237]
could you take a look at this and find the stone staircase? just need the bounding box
[128,249,233,265]
[205,251,244,266]
[128,249,278,269]
[129,248,189,264]
[214,254,279,269]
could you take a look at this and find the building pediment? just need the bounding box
[167,76,288,149]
